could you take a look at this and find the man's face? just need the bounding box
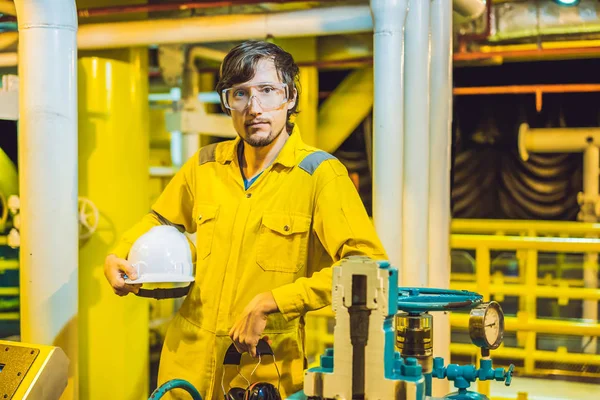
[229,58,296,148]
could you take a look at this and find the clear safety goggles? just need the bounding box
[221,82,289,112]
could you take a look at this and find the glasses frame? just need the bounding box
[221,81,290,112]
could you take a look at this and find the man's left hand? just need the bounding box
[229,291,279,357]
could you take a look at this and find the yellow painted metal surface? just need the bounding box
[78,49,149,400]
[317,67,373,153]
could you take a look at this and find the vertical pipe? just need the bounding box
[403,0,431,287]
[370,0,409,272]
[582,145,598,354]
[181,61,201,163]
[15,1,79,399]
[429,0,452,395]
[79,49,150,400]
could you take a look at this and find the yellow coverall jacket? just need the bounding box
[112,126,387,399]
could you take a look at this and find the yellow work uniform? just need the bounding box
[112,125,387,399]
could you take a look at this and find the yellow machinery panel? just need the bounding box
[0,340,69,399]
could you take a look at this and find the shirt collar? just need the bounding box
[217,124,305,168]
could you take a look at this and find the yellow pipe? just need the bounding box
[78,49,150,400]
[451,313,600,336]
[451,343,600,366]
[451,281,600,301]
[451,234,600,252]
[451,219,600,235]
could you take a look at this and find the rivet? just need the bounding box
[284,225,290,232]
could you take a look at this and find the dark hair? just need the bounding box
[215,40,300,133]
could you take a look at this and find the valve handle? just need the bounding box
[505,364,515,386]
[397,287,483,313]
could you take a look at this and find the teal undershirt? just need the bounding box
[238,144,264,190]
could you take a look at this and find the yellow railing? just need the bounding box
[305,219,600,398]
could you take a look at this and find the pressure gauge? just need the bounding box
[469,301,504,350]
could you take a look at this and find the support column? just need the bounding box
[15,1,79,399]
[78,48,150,400]
[429,0,453,395]
[403,0,431,287]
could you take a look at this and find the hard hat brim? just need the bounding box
[125,274,195,284]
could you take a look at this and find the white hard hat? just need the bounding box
[125,225,195,285]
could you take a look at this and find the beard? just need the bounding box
[243,123,285,147]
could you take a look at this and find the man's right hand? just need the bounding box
[104,254,142,296]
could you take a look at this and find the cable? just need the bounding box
[149,379,202,400]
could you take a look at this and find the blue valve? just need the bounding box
[432,357,515,400]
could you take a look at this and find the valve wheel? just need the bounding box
[78,197,99,240]
[397,287,483,313]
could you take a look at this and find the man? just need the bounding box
[104,40,386,399]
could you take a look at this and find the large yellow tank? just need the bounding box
[78,49,150,400]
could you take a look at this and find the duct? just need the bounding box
[370,0,409,273]
[14,0,78,398]
[428,0,453,396]
[490,0,600,42]
[402,0,431,288]
[452,0,485,21]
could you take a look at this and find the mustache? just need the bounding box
[245,119,270,126]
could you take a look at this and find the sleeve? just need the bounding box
[109,152,198,260]
[271,162,388,321]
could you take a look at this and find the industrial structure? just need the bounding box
[0,0,599,399]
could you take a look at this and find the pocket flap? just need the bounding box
[196,204,219,225]
[261,212,311,235]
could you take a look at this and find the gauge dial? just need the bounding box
[469,301,505,350]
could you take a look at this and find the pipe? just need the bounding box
[456,0,491,46]
[452,0,486,21]
[0,51,17,66]
[75,5,374,50]
[429,0,452,396]
[518,123,600,161]
[402,0,430,288]
[0,1,16,16]
[14,0,78,398]
[370,0,409,273]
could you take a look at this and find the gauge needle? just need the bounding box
[485,322,496,327]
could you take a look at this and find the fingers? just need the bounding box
[115,258,137,281]
[104,254,141,297]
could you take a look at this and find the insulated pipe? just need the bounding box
[402,0,431,288]
[0,6,373,53]
[14,0,78,398]
[370,0,409,272]
[452,0,486,21]
[429,0,453,395]
[77,5,373,50]
[518,123,600,161]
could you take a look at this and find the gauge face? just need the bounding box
[469,301,504,350]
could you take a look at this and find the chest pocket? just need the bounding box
[257,212,312,273]
[196,203,219,260]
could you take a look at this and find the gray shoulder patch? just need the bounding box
[299,151,336,175]
[199,143,219,165]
